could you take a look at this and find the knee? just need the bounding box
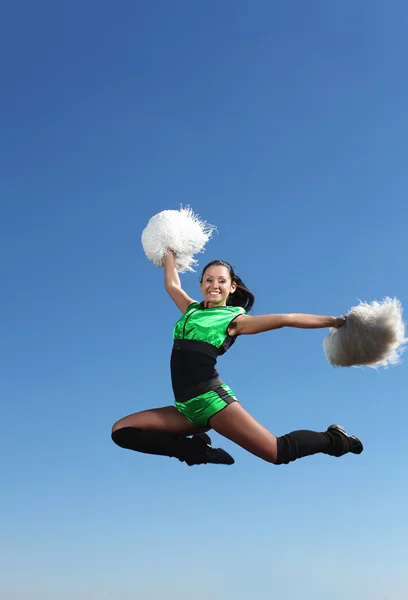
[112,417,129,434]
[111,420,127,446]
[111,421,121,434]
[111,426,130,448]
[111,423,120,445]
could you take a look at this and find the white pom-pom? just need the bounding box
[141,206,216,273]
[323,297,407,368]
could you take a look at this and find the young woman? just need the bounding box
[111,250,363,466]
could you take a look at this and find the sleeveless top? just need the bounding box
[170,302,246,401]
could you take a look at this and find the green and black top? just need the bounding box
[171,302,246,402]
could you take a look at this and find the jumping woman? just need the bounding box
[111,249,363,466]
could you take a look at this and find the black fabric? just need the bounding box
[112,427,180,457]
[170,344,219,398]
[276,429,351,465]
[218,336,237,355]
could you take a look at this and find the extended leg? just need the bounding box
[209,403,363,464]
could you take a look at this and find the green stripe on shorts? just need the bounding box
[175,384,237,428]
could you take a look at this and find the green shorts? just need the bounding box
[175,383,237,428]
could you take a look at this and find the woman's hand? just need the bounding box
[332,316,347,329]
[163,248,175,263]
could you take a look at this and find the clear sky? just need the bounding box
[1,1,407,599]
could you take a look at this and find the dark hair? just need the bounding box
[200,260,255,312]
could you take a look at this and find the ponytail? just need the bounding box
[200,260,255,313]
[229,273,255,312]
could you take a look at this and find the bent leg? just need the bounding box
[209,403,363,465]
[111,406,233,466]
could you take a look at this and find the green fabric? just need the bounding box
[175,384,237,428]
[173,302,246,348]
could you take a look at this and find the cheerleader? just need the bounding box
[111,250,363,466]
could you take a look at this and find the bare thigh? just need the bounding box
[209,403,278,463]
[112,406,209,436]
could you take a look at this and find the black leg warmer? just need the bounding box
[275,428,356,465]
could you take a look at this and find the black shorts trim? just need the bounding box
[214,385,236,404]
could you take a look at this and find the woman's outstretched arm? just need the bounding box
[163,249,196,313]
[229,313,346,336]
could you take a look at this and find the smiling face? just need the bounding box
[200,264,237,307]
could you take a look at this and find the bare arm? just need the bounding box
[229,313,346,336]
[163,250,196,313]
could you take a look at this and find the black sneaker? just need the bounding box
[327,424,364,455]
[205,447,235,465]
[185,433,235,466]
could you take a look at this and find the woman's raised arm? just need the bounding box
[163,250,196,313]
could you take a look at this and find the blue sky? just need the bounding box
[1,1,407,598]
